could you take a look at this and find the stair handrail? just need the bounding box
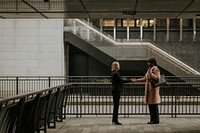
[74,19,149,45]
[147,42,200,75]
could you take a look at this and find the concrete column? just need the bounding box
[100,18,103,41]
[180,18,183,42]
[114,18,116,40]
[140,18,143,41]
[65,43,69,77]
[193,18,196,42]
[166,18,170,42]
[127,18,130,41]
[100,18,103,32]
[153,18,156,42]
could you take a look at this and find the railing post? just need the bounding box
[16,97,25,133]
[80,84,82,118]
[174,86,177,118]
[171,83,177,118]
[63,86,68,119]
[48,77,51,88]
[76,85,79,118]
[170,83,173,118]
[16,77,19,95]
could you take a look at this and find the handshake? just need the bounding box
[122,77,140,83]
[131,78,138,83]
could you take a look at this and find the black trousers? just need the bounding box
[112,92,120,122]
[148,104,159,123]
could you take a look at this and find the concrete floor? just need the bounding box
[47,115,200,133]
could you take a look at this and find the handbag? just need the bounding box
[150,74,166,88]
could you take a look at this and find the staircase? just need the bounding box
[64,19,200,77]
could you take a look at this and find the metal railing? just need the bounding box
[1,76,200,98]
[65,82,200,118]
[0,83,70,133]
[1,76,200,132]
[0,76,68,98]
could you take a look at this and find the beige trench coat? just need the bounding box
[137,66,161,104]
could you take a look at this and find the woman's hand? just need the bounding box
[131,78,137,82]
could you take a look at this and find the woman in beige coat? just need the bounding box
[133,58,160,124]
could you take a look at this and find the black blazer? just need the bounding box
[111,70,132,93]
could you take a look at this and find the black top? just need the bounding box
[111,70,132,93]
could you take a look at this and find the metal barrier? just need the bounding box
[1,77,200,132]
[1,76,200,98]
[0,84,70,133]
[65,82,200,117]
[0,76,68,98]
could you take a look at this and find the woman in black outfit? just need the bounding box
[111,61,133,125]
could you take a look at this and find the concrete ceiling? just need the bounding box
[0,0,200,19]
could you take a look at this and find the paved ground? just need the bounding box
[47,115,200,133]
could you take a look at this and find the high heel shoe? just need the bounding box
[147,121,159,124]
[112,121,122,125]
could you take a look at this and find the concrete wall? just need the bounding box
[69,45,110,76]
[0,19,64,76]
[156,43,200,72]
[103,29,200,73]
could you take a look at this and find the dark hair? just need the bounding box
[148,58,158,66]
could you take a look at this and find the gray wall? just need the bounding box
[69,45,110,76]
[103,29,200,72]
[157,43,200,72]
[0,19,65,76]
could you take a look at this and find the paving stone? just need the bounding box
[47,116,200,133]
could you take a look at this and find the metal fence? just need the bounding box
[0,76,112,98]
[65,81,200,117]
[1,76,200,117]
[0,76,68,98]
[1,76,200,98]
[2,76,200,132]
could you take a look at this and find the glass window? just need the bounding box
[123,19,135,27]
[196,19,200,27]
[117,19,122,27]
[136,19,154,27]
[156,19,166,27]
[149,20,154,27]
[136,19,141,27]
[183,19,193,28]
[103,19,114,27]
[143,19,149,27]
[170,19,180,28]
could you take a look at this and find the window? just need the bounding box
[123,19,135,27]
[156,19,166,27]
[136,19,154,27]
[170,19,180,28]
[183,19,193,28]
[103,19,114,27]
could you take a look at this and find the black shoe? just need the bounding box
[112,121,122,125]
[147,121,159,124]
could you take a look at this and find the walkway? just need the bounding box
[47,115,200,133]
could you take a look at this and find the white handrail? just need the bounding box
[74,19,148,45]
[147,43,200,75]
